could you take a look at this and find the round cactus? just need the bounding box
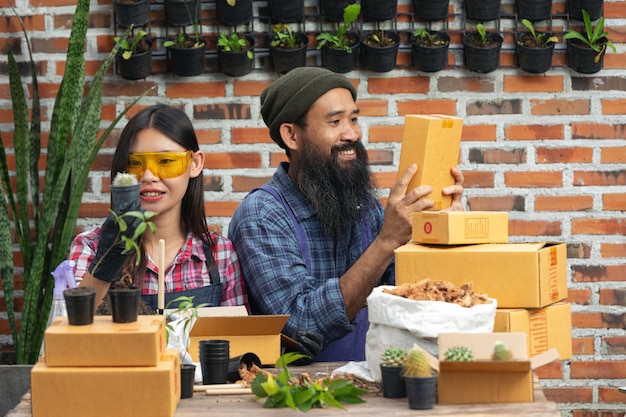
[402,348,432,377]
[381,347,407,367]
[443,346,474,362]
[492,340,513,361]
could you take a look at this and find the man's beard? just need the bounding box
[295,141,377,238]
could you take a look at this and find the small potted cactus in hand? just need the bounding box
[380,347,407,398]
[402,346,437,410]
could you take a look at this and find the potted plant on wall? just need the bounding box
[0,0,147,365]
[465,0,502,22]
[517,0,553,22]
[413,0,450,21]
[217,32,255,77]
[568,0,603,21]
[217,0,253,26]
[268,0,305,23]
[316,3,361,73]
[516,19,558,73]
[269,23,309,75]
[113,0,150,28]
[411,28,450,72]
[564,9,615,74]
[463,23,503,73]
[321,0,356,21]
[164,0,200,27]
[114,29,153,80]
[360,0,398,21]
[360,30,400,72]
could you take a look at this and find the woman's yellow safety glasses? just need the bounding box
[126,150,193,180]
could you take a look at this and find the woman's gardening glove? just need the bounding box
[88,199,143,283]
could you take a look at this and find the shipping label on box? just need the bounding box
[395,242,568,308]
[437,332,559,404]
[495,302,572,359]
[412,211,509,244]
[32,349,180,417]
[397,114,463,211]
[44,315,166,367]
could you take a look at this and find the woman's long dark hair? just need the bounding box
[111,104,214,283]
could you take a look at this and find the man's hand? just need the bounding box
[442,166,465,211]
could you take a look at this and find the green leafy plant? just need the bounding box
[517,19,558,47]
[316,4,361,52]
[363,30,396,47]
[251,351,367,411]
[163,0,204,49]
[114,29,149,59]
[443,346,474,362]
[412,28,450,47]
[381,347,407,367]
[271,23,300,49]
[564,9,616,62]
[476,23,489,43]
[492,340,513,361]
[0,0,149,364]
[110,209,157,266]
[402,347,433,378]
[217,32,254,59]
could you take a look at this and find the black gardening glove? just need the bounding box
[285,329,324,366]
[88,199,143,283]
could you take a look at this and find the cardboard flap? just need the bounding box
[440,360,531,373]
[410,343,440,373]
[189,315,289,337]
[530,348,560,369]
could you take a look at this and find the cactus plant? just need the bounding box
[443,346,474,362]
[402,348,433,378]
[381,347,407,367]
[492,340,514,361]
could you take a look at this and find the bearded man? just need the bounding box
[228,67,465,362]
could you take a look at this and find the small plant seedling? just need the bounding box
[413,28,449,46]
[271,24,298,49]
[316,3,361,53]
[518,19,558,47]
[218,32,254,59]
[564,9,616,62]
[114,29,148,60]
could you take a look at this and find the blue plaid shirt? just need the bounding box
[229,162,394,348]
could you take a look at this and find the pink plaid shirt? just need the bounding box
[69,227,249,310]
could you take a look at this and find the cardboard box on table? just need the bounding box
[437,332,560,404]
[397,114,463,211]
[412,211,509,244]
[44,315,166,367]
[494,301,572,360]
[185,306,289,366]
[31,349,180,417]
[395,242,568,308]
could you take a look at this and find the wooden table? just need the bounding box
[6,362,562,417]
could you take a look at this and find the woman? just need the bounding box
[70,104,248,312]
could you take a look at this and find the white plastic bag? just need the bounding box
[365,285,497,381]
[165,313,194,365]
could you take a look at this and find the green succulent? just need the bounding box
[443,346,474,362]
[492,341,513,361]
[381,347,407,367]
[402,348,432,378]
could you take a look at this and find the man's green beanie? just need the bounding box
[260,67,357,150]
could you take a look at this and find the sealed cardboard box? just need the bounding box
[412,211,509,244]
[395,242,567,308]
[189,314,289,365]
[437,332,559,404]
[397,114,463,211]
[495,301,572,359]
[44,315,166,367]
[32,350,179,417]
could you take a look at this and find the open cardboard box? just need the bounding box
[395,242,568,308]
[397,114,463,211]
[184,306,289,365]
[44,315,166,367]
[412,211,509,244]
[436,332,560,404]
[32,349,180,417]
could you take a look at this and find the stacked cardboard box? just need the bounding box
[31,315,180,417]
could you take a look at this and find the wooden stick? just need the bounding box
[204,387,253,396]
[157,239,165,311]
[193,383,246,392]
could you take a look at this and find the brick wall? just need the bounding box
[1,0,625,415]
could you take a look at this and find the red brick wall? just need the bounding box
[1,0,626,415]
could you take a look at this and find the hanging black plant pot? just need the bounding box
[568,0,603,21]
[217,0,253,26]
[113,0,150,28]
[270,32,309,75]
[360,30,400,72]
[268,0,305,23]
[516,0,552,22]
[463,30,503,73]
[218,34,256,77]
[411,30,450,72]
[321,0,356,21]
[168,41,207,76]
[567,38,605,74]
[164,0,200,27]
[321,33,361,73]
[361,0,398,21]
[116,39,152,80]
[516,32,555,73]
[413,0,450,21]
[465,0,502,21]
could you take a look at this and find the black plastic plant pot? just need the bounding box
[218,35,255,77]
[361,0,398,21]
[268,0,305,23]
[64,287,96,326]
[168,43,207,77]
[516,34,555,74]
[322,33,361,74]
[116,44,152,81]
[567,38,605,74]
[360,31,400,72]
[413,0,450,21]
[180,364,196,399]
[164,0,200,27]
[411,32,450,72]
[405,375,437,410]
[463,32,503,73]
[109,287,141,323]
[270,33,309,75]
[517,0,552,22]
[568,0,603,21]
[227,352,262,383]
[321,0,356,21]
[380,365,407,398]
[464,0,501,21]
[111,183,140,211]
[217,0,253,26]
[113,0,150,28]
